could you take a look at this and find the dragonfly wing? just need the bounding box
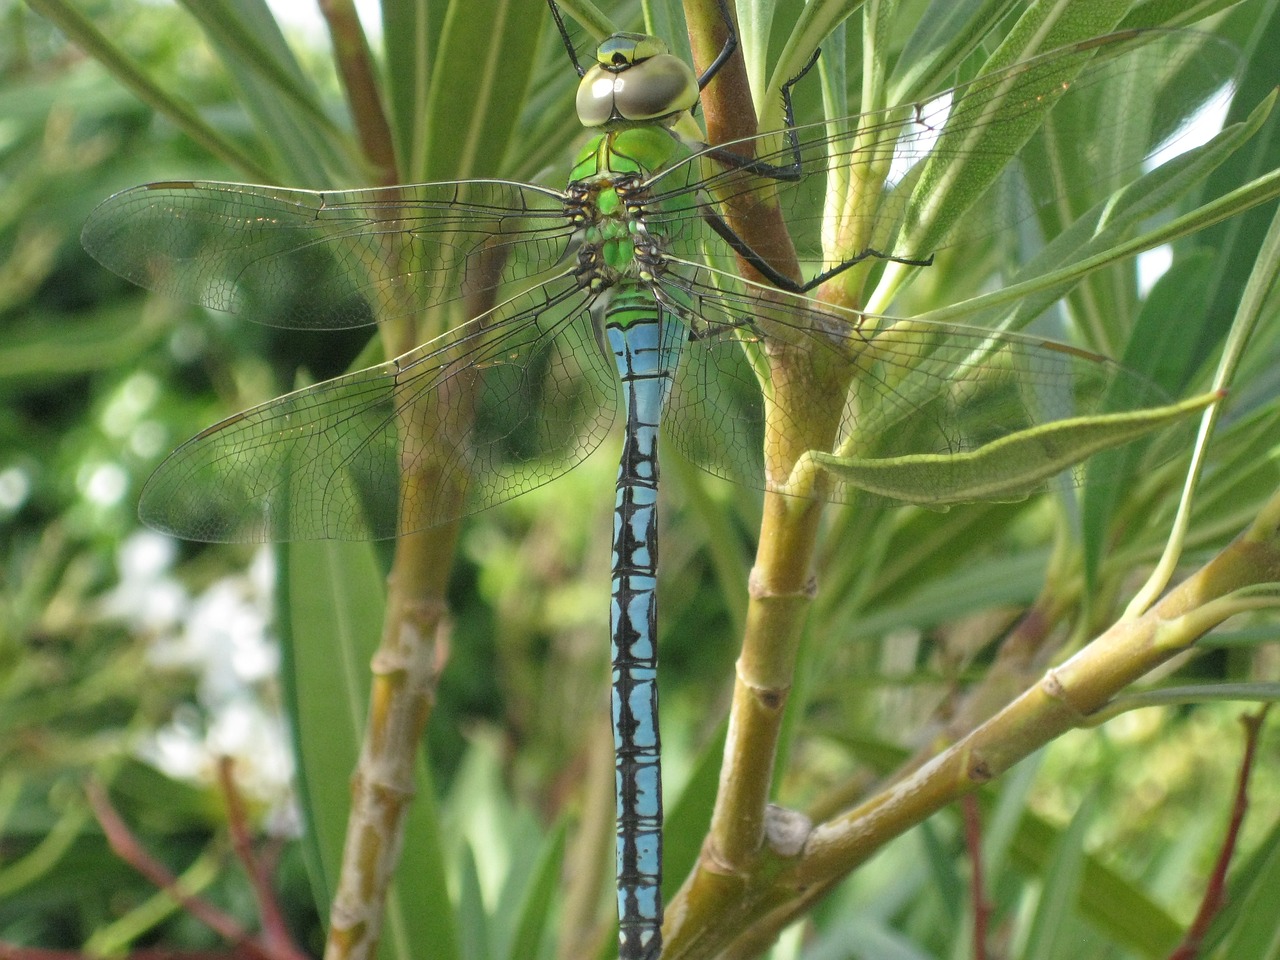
[83,179,572,329]
[659,263,1173,506]
[140,273,613,541]
[650,30,1234,271]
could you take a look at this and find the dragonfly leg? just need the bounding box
[792,247,935,293]
[700,205,806,290]
[547,0,586,77]
[700,46,821,182]
[700,201,933,294]
[696,47,929,297]
[696,41,929,294]
[695,0,739,91]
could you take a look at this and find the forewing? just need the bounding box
[649,30,1234,271]
[82,179,572,329]
[658,263,1171,505]
[140,274,612,541]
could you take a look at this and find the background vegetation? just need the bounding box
[2,1,1279,959]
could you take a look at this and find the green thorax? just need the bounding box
[569,126,692,277]
[569,124,687,183]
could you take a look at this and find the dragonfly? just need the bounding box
[82,5,1229,958]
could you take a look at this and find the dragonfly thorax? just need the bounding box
[566,176,666,292]
[576,32,698,129]
[574,235,666,292]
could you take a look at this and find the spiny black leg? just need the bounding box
[701,203,934,293]
[700,205,804,291]
[700,45,821,182]
[774,46,822,175]
[696,43,935,289]
[794,248,935,293]
[548,0,586,78]
[696,0,739,90]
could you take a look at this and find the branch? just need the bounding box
[1166,705,1271,960]
[84,782,271,960]
[316,0,398,185]
[963,794,990,960]
[216,760,309,960]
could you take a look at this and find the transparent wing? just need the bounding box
[140,273,613,541]
[650,29,1234,269]
[657,262,1171,505]
[82,179,572,329]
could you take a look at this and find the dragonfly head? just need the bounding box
[576,32,698,129]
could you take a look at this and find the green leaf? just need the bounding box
[1189,0,1280,358]
[422,0,546,182]
[1007,804,1182,956]
[766,0,860,116]
[1021,795,1094,960]
[1002,78,1262,332]
[502,822,568,960]
[22,0,273,179]
[897,0,1134,259]
[380,0,439,180]
[279,540,384,909]
[663,720,727,898]
[177,0,341,139]
[907,140,1280,330]
[279,539,457,960]
[809,392,1219,506]
[1086,684,1280,725]
[184,0,354,185]
[555,0,618,40]
[891,0,1025,103]
[1080,249,1218,584]
[0,302,170,380]
[981,751,1045,875]
[918,819,964,929]
[457,843,493,960]
[1120,0,1246,30]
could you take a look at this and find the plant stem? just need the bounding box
[963,794,990,960]
[324,529,455,960]
[86,782,270,960]
[318,0,398,186]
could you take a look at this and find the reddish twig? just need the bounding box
[86,781,263,956]
[315,0,398,185]
[962,794,991,960]
[1167,705,1272,960]
[84,781,290,960]
[216,759,309,960]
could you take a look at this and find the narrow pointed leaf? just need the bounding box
[810,392,1219,506]
[422,0,545,182]
[23,0,271,179]
[503,822,568,960]
[1022,794,1095,960]
[178,0,341,137]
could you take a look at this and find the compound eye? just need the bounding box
[575,52,698,126]
[611,54,698,121]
